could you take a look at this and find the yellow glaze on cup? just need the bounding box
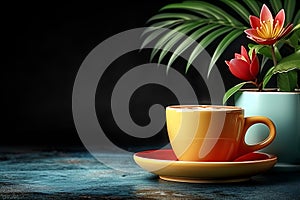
[166,105,276,162]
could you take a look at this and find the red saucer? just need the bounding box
[134,149,277,183]
[135,149,271,162]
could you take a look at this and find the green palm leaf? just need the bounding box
[160,2,210,19]
[293,9,300,25]
[270,0,283,13]
[186,27,233,73]
[284,0,296,24]
[243,0,260,16]
[208,29,243,77]
[220,0,250,23]
[147,13,199,22]
[141,27,173,50]
[141,20,183,45]
[150,22,197,61]
[143,0,250,76]
[143,0,297,77]
[157,21,204,65]
[167,24,221,71]
[160,1,242,26]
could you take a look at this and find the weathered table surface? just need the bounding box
[0,147,299,200]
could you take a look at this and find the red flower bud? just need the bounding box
[225,46,260,81]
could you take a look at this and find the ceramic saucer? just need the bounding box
[133,149,277,183]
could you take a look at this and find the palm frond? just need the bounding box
[157,21,204,65]
[141,27,173,50]
[220,0,250,23]
[141,20,183,48]
[270,0,283,13]
[167,24,221,71]
[147,13,200,22]
[150,28,183,62]
[141,19,182,37]
[243,0,260,16]
[186,27,233,73]
[160,1,242,26]
[294,10,300,25]
[150,21,208,61]
[208,29,243,77]
[143,0,297,77]
[284,0,296,24]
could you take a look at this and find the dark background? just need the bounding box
[8,1,297,150]
[10,1,184,149]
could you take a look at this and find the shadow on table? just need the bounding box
[134,170,300,199]
[144,169,300,186]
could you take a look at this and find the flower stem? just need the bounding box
[252,79,262,91]
[270,45,277,66]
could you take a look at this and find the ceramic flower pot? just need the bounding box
[234,90,300,165]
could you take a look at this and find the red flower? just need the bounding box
[225,46,260,81]
[244,4,293,45]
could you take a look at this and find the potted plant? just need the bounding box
[223,4,300,165]
[143,0,300,165]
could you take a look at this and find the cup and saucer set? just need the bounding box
[134,105,282,183]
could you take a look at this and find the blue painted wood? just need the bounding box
[0,149,299,199]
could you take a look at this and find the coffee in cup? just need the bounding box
[166,105,276,162]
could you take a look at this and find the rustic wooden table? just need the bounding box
[0,147,299,199]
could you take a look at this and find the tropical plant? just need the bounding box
[222,3,300,104]
[142,0,300,78]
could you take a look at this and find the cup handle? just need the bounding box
[237,116,276,157]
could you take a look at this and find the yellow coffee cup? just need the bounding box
[166,105,276,162]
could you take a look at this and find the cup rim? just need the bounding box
[166,105,243,112]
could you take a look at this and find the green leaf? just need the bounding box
[158,21,203,66]
[150,22,197,61]
[272,50,299,91]
[262,66,275,89]
[287,28,300,50]
[248,44,282,66]
[293,23,300,31]
[141,28,170,49]
[273,46,282,61]
[208,29,243,77]
[273,50,300,73]
[142,20,182,36]
[223,81,253,105]
[294,10,300,25]
[160,1,242,26]
[147,13,199,23]
[261,56,270,70]
[148,19,215,60]
[284,0,296,24]
[186,27,233,73]
[160,2,210,19]
[167,24,221,70]
[248,44,267,57]
[144,0,249,74]
[141,20,183,48]
[270,0,283,13]
[248,44,270,58]
[220,0,250,23]
[274,60,300,73]
[277,70,298,91]
[243,0,260,16]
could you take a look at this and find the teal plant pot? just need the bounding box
[235,90,300,165]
